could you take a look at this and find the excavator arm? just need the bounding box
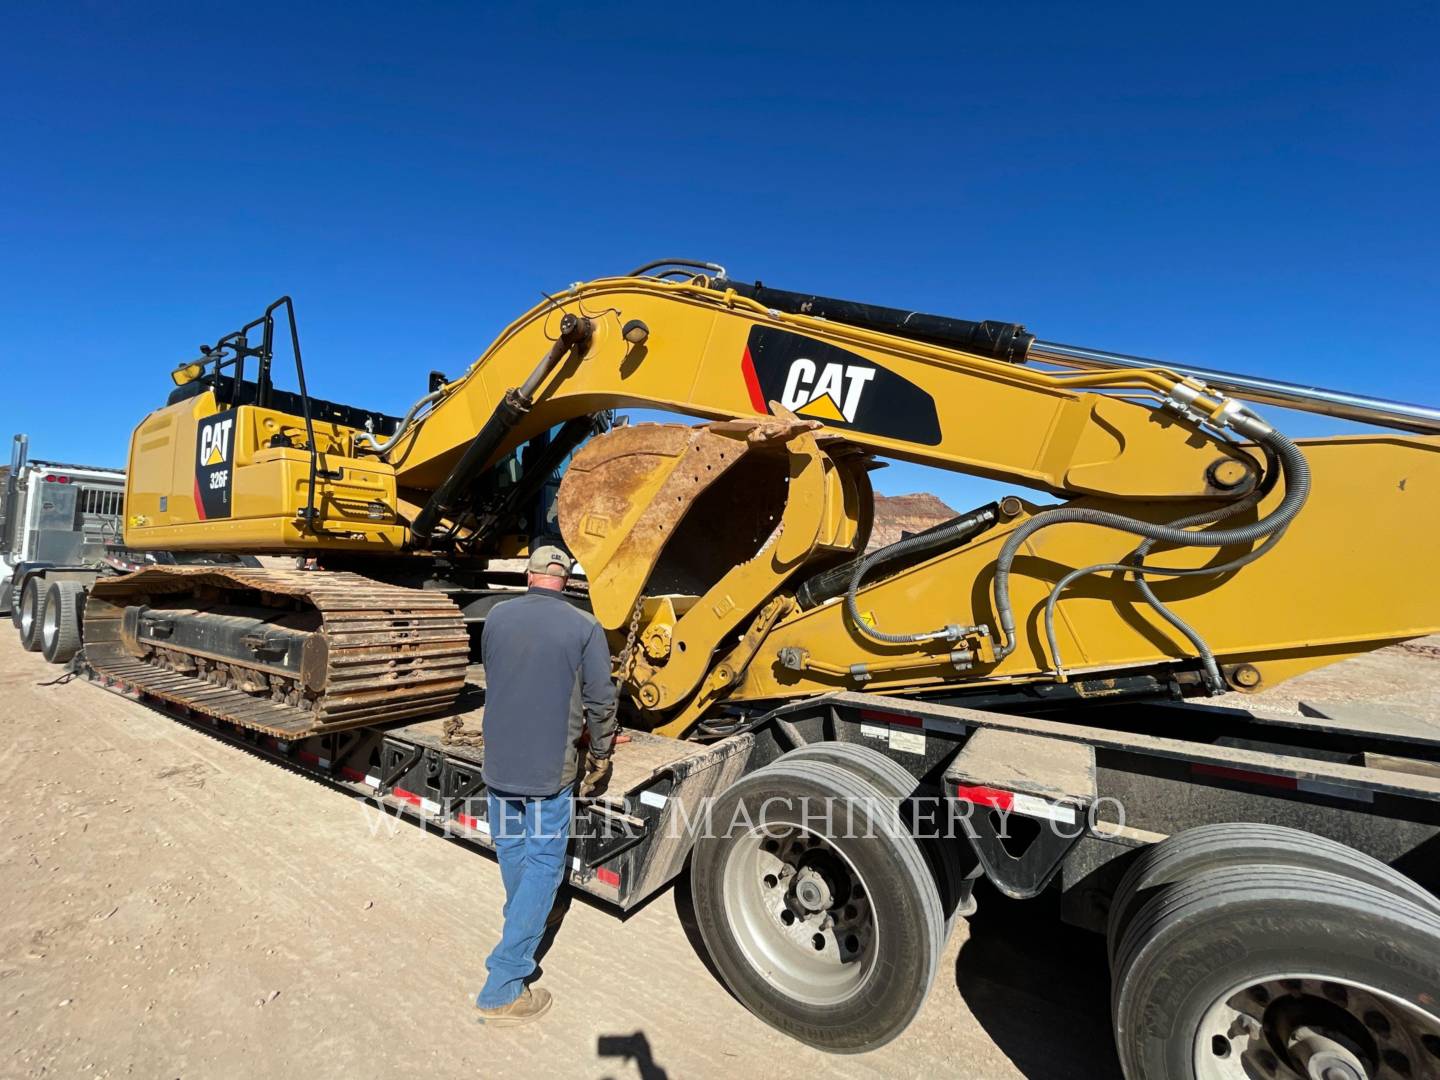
[120,267,1440,739]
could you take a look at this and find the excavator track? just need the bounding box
[83,568,469,738]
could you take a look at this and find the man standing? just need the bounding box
[474,544,617,1026]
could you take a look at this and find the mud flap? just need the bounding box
[944,728,1096,899]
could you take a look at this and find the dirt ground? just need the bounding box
[1,639,1436,1080]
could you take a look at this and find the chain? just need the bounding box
[441,714,486,748]
[615,594,645,684]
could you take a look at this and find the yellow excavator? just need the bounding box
[33,261,1440,1068]
[89,260,1440,740]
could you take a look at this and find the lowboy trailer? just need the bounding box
[72,647,1440,1075]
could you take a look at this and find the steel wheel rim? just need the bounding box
[721,823,877,1006]
[20,589,35,640]
[1194,973,1440,1079]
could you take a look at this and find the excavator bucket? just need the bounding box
[557,418,824,630]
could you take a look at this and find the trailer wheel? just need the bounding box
[1106,823,1440,970]
[40,581,84,664]
[1112,864,1440,1079]
[18,576,48,651]
[777,741,971,940]
[690,758,944,1053]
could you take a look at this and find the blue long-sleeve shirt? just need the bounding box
[479,586,618,796]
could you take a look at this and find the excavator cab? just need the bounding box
[123,298,408,553]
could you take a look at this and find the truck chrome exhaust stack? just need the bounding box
[9,433,27,476]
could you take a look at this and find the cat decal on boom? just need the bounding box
[739,326,943,444]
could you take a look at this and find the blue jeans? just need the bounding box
[477,784,573,1008]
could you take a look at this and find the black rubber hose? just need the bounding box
[803,502,999,611]
[627,258,727,277]
[1123,444,1281,686]
[992,425,1310,660]
[1042,442,1281,686]
[845,507,998,644]
[1042,528,1287,687]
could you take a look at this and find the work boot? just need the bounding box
[476,986,553,1027]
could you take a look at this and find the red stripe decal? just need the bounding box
[297,750,320,766]
[596,867,621,888]
[741,346,767,413]
[392,787,421,806]
[859,708,923,728]
[954,784,1015,811]
[456,813,481,830]
[1191,764,1298,790]
[192,477,207,520]
[339,766,366,783]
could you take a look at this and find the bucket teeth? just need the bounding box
[84,568,469,738]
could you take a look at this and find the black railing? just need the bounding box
[189,297,322,531]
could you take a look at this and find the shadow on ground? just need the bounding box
[955,881,1122,1079]
[597,1031,669,1079]
[669,869,729,989]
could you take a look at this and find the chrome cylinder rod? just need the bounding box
[1030,340,1440,434]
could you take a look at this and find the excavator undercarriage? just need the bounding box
[84,567,468,736]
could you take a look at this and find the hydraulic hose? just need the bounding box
[1042,528,1287,689]
[800,500,1000,611]
[992,420,1311,663]
[1042,442,1281,687]
[844,506,999,645]
[354,388,446,455]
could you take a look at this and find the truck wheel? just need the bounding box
[690,758,943,1053]
[18,576,48,651]
[40,581,84,664]
[1106,822,1440,970]
[1112,864,1440,1080]
[777,740,971,940]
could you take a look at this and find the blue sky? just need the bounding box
[3,2,1436,509]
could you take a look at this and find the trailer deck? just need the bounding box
[80,654,1440,924]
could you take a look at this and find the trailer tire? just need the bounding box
[1106,822,1440,970]
[1111,864,1440,1079]
[40,581,84,664]
[777,740,971,940]
[690,758,943,1053]
[18,575,48,651]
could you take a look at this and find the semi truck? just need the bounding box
[10,264,1440,1077]
[4,433,260,661]
[3,433,126,652]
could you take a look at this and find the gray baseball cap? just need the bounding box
[527,544,574,575]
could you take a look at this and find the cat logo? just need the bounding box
[779,359,875,423]
[740,326,942,445]
[199,415,234,467]
[194,410,237,520]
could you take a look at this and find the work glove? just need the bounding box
[580,751,613,798]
